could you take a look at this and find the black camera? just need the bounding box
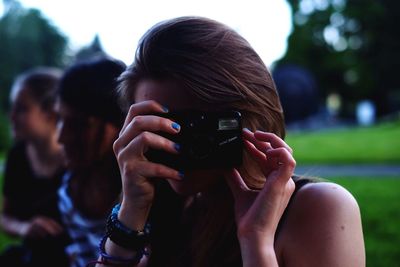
[145,110,243,170]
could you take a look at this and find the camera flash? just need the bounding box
[218,118,239,130]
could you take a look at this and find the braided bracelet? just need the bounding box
[106,204,151,250]
[99,235,144,266]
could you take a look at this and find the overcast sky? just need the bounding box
[4,0,292,67]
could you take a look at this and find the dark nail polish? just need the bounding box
[163,106,169,112]
[172,122,181,131]
[174,143,181,152]
[179,171,185,179]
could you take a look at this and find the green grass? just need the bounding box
[330,177,400,267]
[286,121,400,164]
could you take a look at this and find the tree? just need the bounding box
[74,34,107,62]
[276,0,400,118]
[0,0,68,111]
[0,0,68,151]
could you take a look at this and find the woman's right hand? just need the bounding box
[20,216,63,238]
[112,100,182,230]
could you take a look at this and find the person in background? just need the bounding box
[96,17,365,267]
[56,57,125,267]
[0,67,69,267]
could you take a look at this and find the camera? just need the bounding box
[145,110,243,170]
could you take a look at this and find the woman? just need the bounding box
[0,68,69,266]
[98,17,365,267]
[56,58,125,267]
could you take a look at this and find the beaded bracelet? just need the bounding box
[106,204,151,250]
[98,235,144,266]
[85,259,128,267]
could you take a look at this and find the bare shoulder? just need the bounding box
[277,181,365,267]
[294,181,359,213]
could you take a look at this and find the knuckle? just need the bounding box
[122,163,137,177]
[115,149,124,163]
[288,158,296,169]
[148,100,159,109]
[139,131,152,144]
[128,104,137,116]
[131,115,143,128]
[113,139,120,155]
[276,147,287,154]
[153,165,164,177]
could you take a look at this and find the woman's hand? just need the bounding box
[20,216,64,238]
[224,129,296,265]
[112,100,182,230]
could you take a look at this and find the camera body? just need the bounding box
[146,110,243,170]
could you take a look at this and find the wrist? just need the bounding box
[239,237,278,267]
[17,221,30,237]
[238,229,275,249]
[106,203,151,251]
[119,199,152,231]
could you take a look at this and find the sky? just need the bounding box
[5,0,293,67]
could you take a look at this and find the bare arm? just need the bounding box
[96,101,182,267]
[281,182,365,267]
[0,197,63,238]
[0,198,28,237]
[225,130,296,267]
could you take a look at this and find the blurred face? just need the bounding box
[10,86,55,141]
[56,101,116,171]
[135,80,225,195]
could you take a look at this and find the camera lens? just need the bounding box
[189,134,215,159]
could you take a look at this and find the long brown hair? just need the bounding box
[118,16,286,267]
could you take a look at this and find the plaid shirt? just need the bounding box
[58,172,106,267]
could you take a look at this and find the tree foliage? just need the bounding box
[74,34,107,62]
[0,0,68,111]
[0,0,68,151]
[276,0,400,117]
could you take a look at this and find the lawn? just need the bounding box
[331,177,400,267]
[286,121,400,164]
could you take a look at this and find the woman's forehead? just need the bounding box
[135,80,203,110]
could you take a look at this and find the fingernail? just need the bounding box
[172,122,181,131]
[163,106,169,113]
[174,143,181,152]
[243,128,251,132]
[179,171,185,179]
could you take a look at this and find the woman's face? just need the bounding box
[56,101,116,171]
[135,80,225,195]
[10,86,55,141]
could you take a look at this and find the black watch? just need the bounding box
[106,204,150,250]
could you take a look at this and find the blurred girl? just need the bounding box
[0,68,69,267]
[56,58,125,267]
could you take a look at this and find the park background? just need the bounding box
[0,0,399,266]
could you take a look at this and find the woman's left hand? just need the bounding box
[225,129,296,248]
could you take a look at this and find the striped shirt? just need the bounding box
[58,172,106,267]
